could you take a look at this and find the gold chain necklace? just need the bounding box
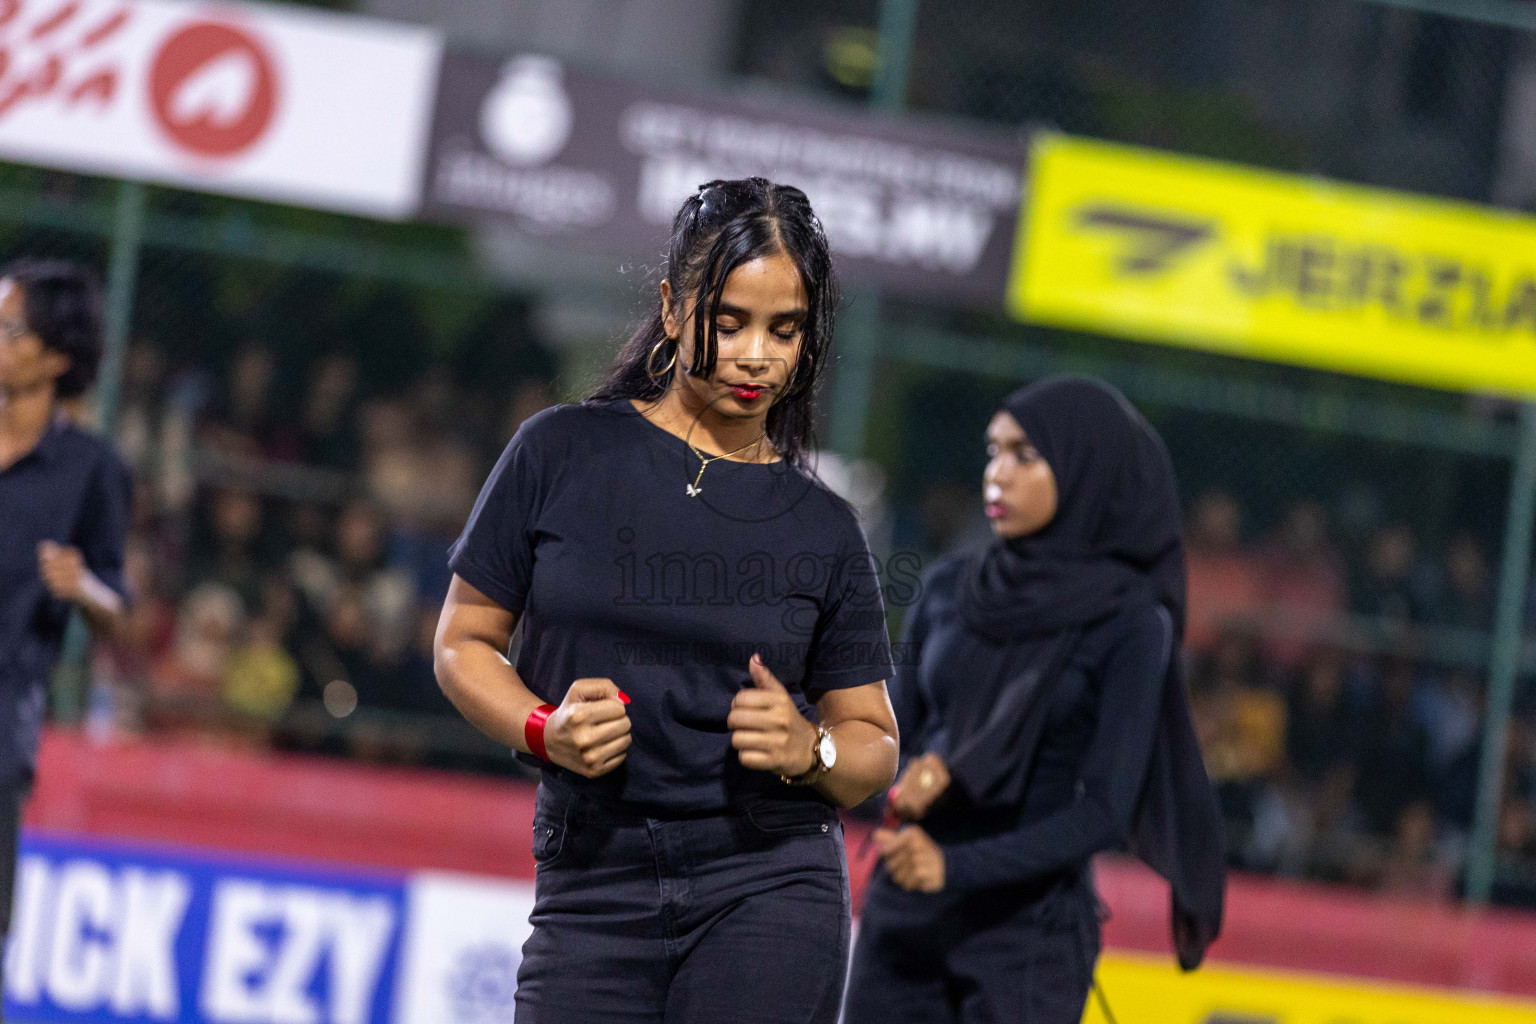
[684,432,767,497]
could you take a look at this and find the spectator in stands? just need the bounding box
[361,392,482,604]
[1275,645,1364,878]
[201,343,300,463]
[187,487,267,611]
[147,581,244,735]
[384,604,456,718]
[283,500,337,620]
[299,352,361,470]
[1418,668,1483,830]
[1498,797,1536,865]
[1437,533,1493,631]
[1190,625,1287,865]
[1375,801,1456,901]
[223,610,301,744]
[1258,501,1347,670]
[279,496,415,660]
[1352,655,1433,839]
[115,340,166,480]
[308,577,422,764]
[1284,645,1360,790]
[95,536,176,726]
[1185,489,1266,655]
[333,498,416,657]
[1353,524,1435,625]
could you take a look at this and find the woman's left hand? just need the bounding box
[874,825,946,893]
[728,653,818,776]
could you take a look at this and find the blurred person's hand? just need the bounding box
[875,824,945,893]
[37,541,87,602]
[543,677,631,778]
[891,752,950,820]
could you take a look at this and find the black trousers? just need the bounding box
[844,863,1102,1024]
[0,783,28,1024]
[514,780,852,1024]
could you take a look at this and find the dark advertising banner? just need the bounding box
[423,52,1029,304]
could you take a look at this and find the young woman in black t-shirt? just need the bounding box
[434,177,899,1023]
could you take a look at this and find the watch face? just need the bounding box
[819,732,838,770]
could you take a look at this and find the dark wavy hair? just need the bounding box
[3,257,103,399]
[586,177,839,471]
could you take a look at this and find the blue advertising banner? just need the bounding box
[4,832,408,1024]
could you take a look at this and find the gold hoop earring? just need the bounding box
[647,337,678,379]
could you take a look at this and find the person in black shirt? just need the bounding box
[843,376,1224,1024]
[435,178,898,1023]
[0,258,130,972]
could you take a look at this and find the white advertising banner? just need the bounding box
[0,0,442,217]
[392,872,535,1024]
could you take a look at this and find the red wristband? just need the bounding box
[525,704,557,761]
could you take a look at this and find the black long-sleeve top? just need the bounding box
[891,555,1173,892]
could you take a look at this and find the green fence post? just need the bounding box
[828,295,879,459]
[829,0,920,461]
[1466,401,1536,904]
[49,179,145,725]
[96,179,146,434]
[872,0,920,111]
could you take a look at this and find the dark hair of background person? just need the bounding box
[586,177,839,471]
[3,257,104,399]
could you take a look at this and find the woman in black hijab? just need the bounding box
[843,375,1224,1024]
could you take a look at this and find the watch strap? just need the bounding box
[778,724,832,786]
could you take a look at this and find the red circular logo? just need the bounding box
[149,21,278,159]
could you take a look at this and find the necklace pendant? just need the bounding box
[685,483,701,497]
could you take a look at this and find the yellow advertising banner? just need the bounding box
[1009,134,1536,398]
[1086,952,1536,1024]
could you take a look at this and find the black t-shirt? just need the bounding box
[1,417,130,787]
[448,398,894,813]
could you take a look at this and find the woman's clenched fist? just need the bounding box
[543,677,632,778]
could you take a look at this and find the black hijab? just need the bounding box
[948,375,1225,970]
[958,375,1183,640]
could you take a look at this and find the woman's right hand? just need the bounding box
[890,752,951,820]
[543,678,632,778]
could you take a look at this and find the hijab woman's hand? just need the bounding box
[874,825,945,893]
[891,753,951,820]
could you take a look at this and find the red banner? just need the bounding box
[29,728,1536,998]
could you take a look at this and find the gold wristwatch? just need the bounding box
[779,724,838,786]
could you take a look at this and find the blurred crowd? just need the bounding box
[87,338,557,772]
[69,338,1536,905]
[1179,490,1536,905]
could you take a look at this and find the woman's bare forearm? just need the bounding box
[435,636,546,753]
[815,717,898,808]
[76,569,125,636]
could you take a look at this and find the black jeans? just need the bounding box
[0,782,28,1024]
[514,780,852,1024]
[844,863,1103,1024]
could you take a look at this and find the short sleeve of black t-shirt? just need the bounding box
[446,399,894,813]
[446,411,547,615]
[74,443,132,602]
